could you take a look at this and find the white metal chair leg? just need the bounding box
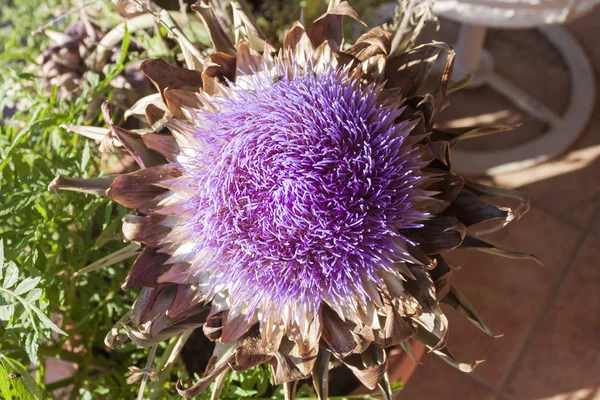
[452,24,488,84]
[485,71,563,128]
[449,24,596,175]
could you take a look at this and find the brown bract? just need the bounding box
[50,1,537,398]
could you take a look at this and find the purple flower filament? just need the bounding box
[178,68,427,320]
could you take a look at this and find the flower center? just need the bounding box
[180,69,425,316]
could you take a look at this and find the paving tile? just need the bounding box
[591,208,600,238]
[502,233,600,400]
[399,354,496,400]
[487,28,570,117]
[438,206,582,390]
[441,86,547,151]
[568,7,600,235]
[409,8,600,400]
[493,114,600,229]
[433,21,569,152]
[488,8,600,229]
[430,10,600,230]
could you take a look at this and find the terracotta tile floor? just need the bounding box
[399,8,600,400]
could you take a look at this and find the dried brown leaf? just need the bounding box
[107,165,182,212]
[177,342,236,398]
[191,1,236,55]
[308,1,365,50]
[461,233,542,265]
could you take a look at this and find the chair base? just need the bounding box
[449,25,595,176]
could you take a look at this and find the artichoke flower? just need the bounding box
[50,0,538,398]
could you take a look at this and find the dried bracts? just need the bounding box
[50,1,538,398]
[38,10,155,105]
[39,19,103,99]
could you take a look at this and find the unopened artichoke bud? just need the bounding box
[39,18,149,103]
[39,21,102,99]
[51,0,538,398]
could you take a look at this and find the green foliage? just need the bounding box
[0,240,66,366]
[0,0,70,67]
[0,1,147,398]
[0,354,45,400]
[221,365,273,398]
[0,1,408,399]
[0,1,222,398]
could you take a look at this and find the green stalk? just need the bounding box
[148,330,193,399]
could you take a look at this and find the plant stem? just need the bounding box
[45,376,76,391]
[31,0,98,36]
[137,344,158,400]
[149,330,193,399]
[390,0,418,54]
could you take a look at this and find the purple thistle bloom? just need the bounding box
[174,68,428,321]
[51,5,534,396]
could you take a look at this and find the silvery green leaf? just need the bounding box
[80,140,91,173]
[25,288,43,303]
[75,243,139,277]
[13,277,41,296]
[30,306,66,336]
[0,239,4,271]
[3,261,19,289]
[0,304,14,321]
[25,333,40,366]
[87,71,100,88]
